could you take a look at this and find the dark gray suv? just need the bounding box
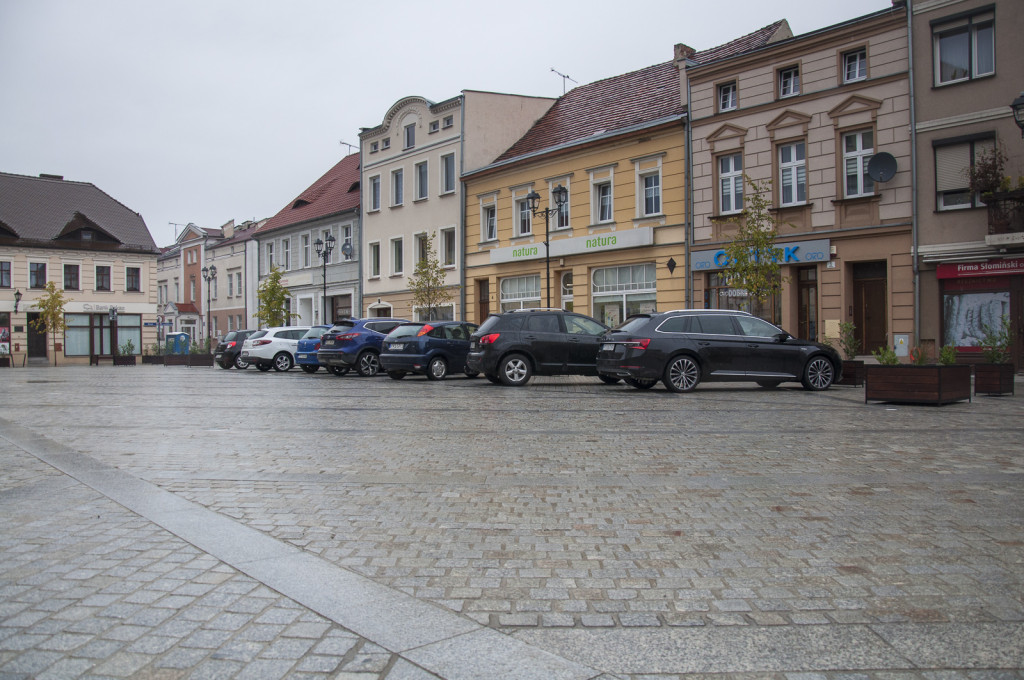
[465,309,615,386]
[597,309,842,393]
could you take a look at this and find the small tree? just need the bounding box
[29,281,71,367]
[254,266,295,328]
[408,231,456,321]
[723,177,785,310]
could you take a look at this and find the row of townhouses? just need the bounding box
[3,0,1022,369]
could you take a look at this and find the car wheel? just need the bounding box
[387,371,405,380]
[218,361,232,370]
[356,351,380,377]
[300,364,319,374]
[256,363,272,372]
[757,380,782,389]
[801,356,835,391]
[234,355,249,370]
[625,377,658,390]
[598,375,620,385]
[498,353,532,387]
[273,352,293,372]
[328,366,350,376]
[427,357,448,380]
[485,374,502,384]
[663,355,700,393]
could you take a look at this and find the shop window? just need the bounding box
[592,263,656,327]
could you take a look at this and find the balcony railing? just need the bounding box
[987,189,1024,235]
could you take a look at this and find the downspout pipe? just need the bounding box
[684,59,697,310]
[906,1,920,344]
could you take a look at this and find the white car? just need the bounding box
[240,326,311,372]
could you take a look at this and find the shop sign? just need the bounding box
[490,227,653,264]
[936,258,1024,279]
[692,238,831,271]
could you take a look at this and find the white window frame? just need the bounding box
[302,234,310,268]
[516,198,532,236]
[718,153,744,215]
[443,115,454,129]
[282,238,290,270]
[266,243,274,272]
[482,204,497,242]
[718,82,737,112]
[843,48,867,83]
[415,161,429,200]
[235,273,242,299]
[499,274,541,311]
[403,123,415,149]
[441,153,456,194]
[593,182,613,223]
[368,241,381,278]
[321,230,333,264]
[370,175,381,211]
[441,227,456,268]
[932,12,995,86]
[415,232,429,267]
[381,138,390,150]
[779,66,800,98]
[935,137,993,211]
[390,237,404,276]
[843,130,875,198]
[429,120,440,133]
[370,141,379,153]
[227,271,234,297]
[778,142,806,207]
[341,224,353,260]
[392,168,404,206]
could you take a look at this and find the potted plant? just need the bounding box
[975,316,1015,396]
[188,339,215,367]
[141,342,164,365]
[966,145,1024,233]
[832,321,863,386]
[865,344,971,405]
[113,339,137,366]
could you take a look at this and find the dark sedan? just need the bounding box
[379,321,479,380]
[597,309,842,393]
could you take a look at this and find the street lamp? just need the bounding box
[314,233,335,324]
[13,289,21,313]
[525,184,569,308]
[201,265,217,349]
[1012,92,1024,138]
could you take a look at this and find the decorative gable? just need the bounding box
[766,110,813,141]
[828,95,882,127]
[707,123,748,153]
[56,212,120,245]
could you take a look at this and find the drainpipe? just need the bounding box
[684,59,697,310]
[907,2,920,344]
[459,95,467,321]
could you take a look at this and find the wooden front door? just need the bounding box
[797,266,818,341]
[476,279,490,324]
[26,313,47,358]
[853,262,888,354]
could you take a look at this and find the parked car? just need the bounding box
[596,309,842,393]
[239,326,311,372]
[317,318,408,377]
[380,321,480,380]
[215,329,259,369]
[295,325,331,373]
[465,309,615,386]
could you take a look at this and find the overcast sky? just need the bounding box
[1,0,894,248]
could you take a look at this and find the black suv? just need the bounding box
[215,329,259,369]
[466,309,614,386]
[597,309,842,393]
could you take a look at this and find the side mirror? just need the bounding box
[775,332,791,343]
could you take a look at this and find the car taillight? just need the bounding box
[334,333,358,342]
[625,339,651,350]
[254,339,272,346]
[417,324,434,337]
[479,333,500,345]
[313,342,320,351]
[226,341,236,349]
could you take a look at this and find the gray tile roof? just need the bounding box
[0,172,158,253]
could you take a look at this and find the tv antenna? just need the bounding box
[551,67,578,95]
[339,140,357,156]
[169,221,188,239]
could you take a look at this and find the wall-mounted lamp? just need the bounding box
[1012,92,1024,138]
[13,289,22,313]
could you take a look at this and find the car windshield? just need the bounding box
[387,324,424,339]
[330,320,356,332]
[301,327,328,339]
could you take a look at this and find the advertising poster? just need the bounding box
[0,312,10,356]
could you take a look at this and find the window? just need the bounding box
[302,234,310,268]
[441,228,456,267]
[369,241,381,277]
[443,115,454,129]
[935,137,994,210]
[370,141,379,153]
[843,130,874,198]
[556,188,570,229]
[211,277,217,299]
[392,169,404,206]
[381,138,390,150]
[30,263,46,288]
[96,266,111,291]
[483,205,497,241]
[499,274,540,311]
[429,120,439,133]
[404,123,416,149]
[228,272,234,297]
[415,233,429,266]
[708,271,780,323]
[718,82,737,112]
[516,198,532,236]
[64,264,79,290]
[719,154,744,214]
[592,263,657,327]
[235,273,242,298]
[441,153,456,193]
[933,11,994,86]
[282,239,290,270]
[594,182,612,223]
[190,279,196,302]
[126,267,141,292]
[779,142,806,206]
[843,48,867,83]
[779,66,800,98]
[341,225,353,260]
[391,237,404,275]
[370,175,381,211]
[415,161,429,200]
[641,173,661,216]
[1,261,10,288]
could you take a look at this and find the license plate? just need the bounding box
[323,339,335,347]
[388,343,404,351]
[297,354,308,360]
[241,351,250,357]
[601,343,614,351]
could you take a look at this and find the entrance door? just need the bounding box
[797,266,818,341]
[853,261,888,354]
[477,279,490,323]
[26,313,47,359]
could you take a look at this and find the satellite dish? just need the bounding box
[867,152,897,183]
[341,242,353,257]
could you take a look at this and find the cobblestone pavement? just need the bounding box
[1,365,1022,679]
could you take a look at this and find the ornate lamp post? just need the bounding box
[525,184,569,308]
[13,289,21,313]
[201,265,217,349]
[314,233,335,324]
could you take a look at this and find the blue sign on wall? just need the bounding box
[691,238,831,271]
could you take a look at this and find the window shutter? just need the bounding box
[935,144,969,192]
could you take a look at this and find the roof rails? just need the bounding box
[508,307,566,313]
[660,309,751,315]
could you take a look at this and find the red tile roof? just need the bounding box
[492,61,684,164]
[689,20,790,66]
[257,153,360,235]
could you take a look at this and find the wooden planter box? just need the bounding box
[838,360,864,386]
[112,355,137,366]
[0,356,10,368]
[974,363,1015,396]
[141,355,165,365]
[189,354,215,367]
[865,364,972,405]
[165,354,189,366]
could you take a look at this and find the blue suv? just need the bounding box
[317,318,408,376]
[379,321,479,380]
